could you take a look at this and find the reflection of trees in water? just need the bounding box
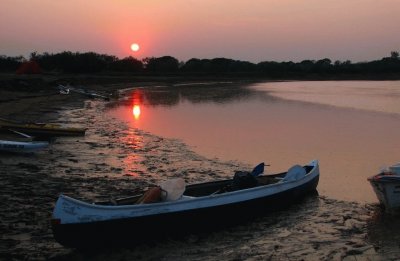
[106,82,277,110]
[139,83,260,107]
[176,84,255,104]
[142,89,180,106]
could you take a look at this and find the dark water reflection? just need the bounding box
[108,82,259,108]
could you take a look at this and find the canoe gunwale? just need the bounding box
[368,173,400,184]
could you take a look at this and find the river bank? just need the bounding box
[1,75,399,260]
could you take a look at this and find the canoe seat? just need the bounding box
[282,165,306,182]
[136,187,162,204]
[231,171,258,190]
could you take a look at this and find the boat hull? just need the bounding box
[0,118,86,137]
[0,125,86,137]
[368,174,400,210]
[0,140,48,153]
[52,161,319,248]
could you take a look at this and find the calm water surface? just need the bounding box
[107,81,400,203]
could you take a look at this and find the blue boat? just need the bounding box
[51,160,319,248]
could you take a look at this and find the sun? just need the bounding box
[130,43,140,52]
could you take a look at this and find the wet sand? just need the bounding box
[1,79,400,260]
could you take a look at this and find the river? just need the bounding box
[107,80,400,203]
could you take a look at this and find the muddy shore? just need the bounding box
[1,75,400,260]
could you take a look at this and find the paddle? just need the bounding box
[8,129,33,140]
[251,162,269,176]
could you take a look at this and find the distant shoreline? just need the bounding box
[0,72,399,122]
[1,72,400,93]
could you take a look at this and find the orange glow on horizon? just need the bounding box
[133,105,141,119]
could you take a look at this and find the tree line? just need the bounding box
[0,51,399,78]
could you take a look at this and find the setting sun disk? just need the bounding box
[131,43,140,52]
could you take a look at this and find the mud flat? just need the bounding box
[0,81,399,260]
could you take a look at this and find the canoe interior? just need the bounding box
[184,172,285,197]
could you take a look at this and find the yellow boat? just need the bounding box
[0,117,86,137]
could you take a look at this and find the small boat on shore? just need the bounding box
[0,129,49,153]
[58,84,110,101]
[368,163,400,211]
[51,160,319,248]
[0,139,48,153]
[0,117,86,137]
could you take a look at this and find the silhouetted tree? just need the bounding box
[145,56,179,72]
[390,51,399,60]
[35,51,116,73]
[0,55,25,72]
[109,56,143,72]
[299,60,315,73]
[256,61,288,77]
[314,58,333,73]
[181,58,203,72]
[2,50,400,77]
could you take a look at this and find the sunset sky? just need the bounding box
[1,0,400,63]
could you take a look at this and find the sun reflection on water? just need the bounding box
[132,105,141,119]
[114,128,146,178]
[131,90,143,120]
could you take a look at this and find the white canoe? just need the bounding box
[0,139,49,153]
[52,160,319,248]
